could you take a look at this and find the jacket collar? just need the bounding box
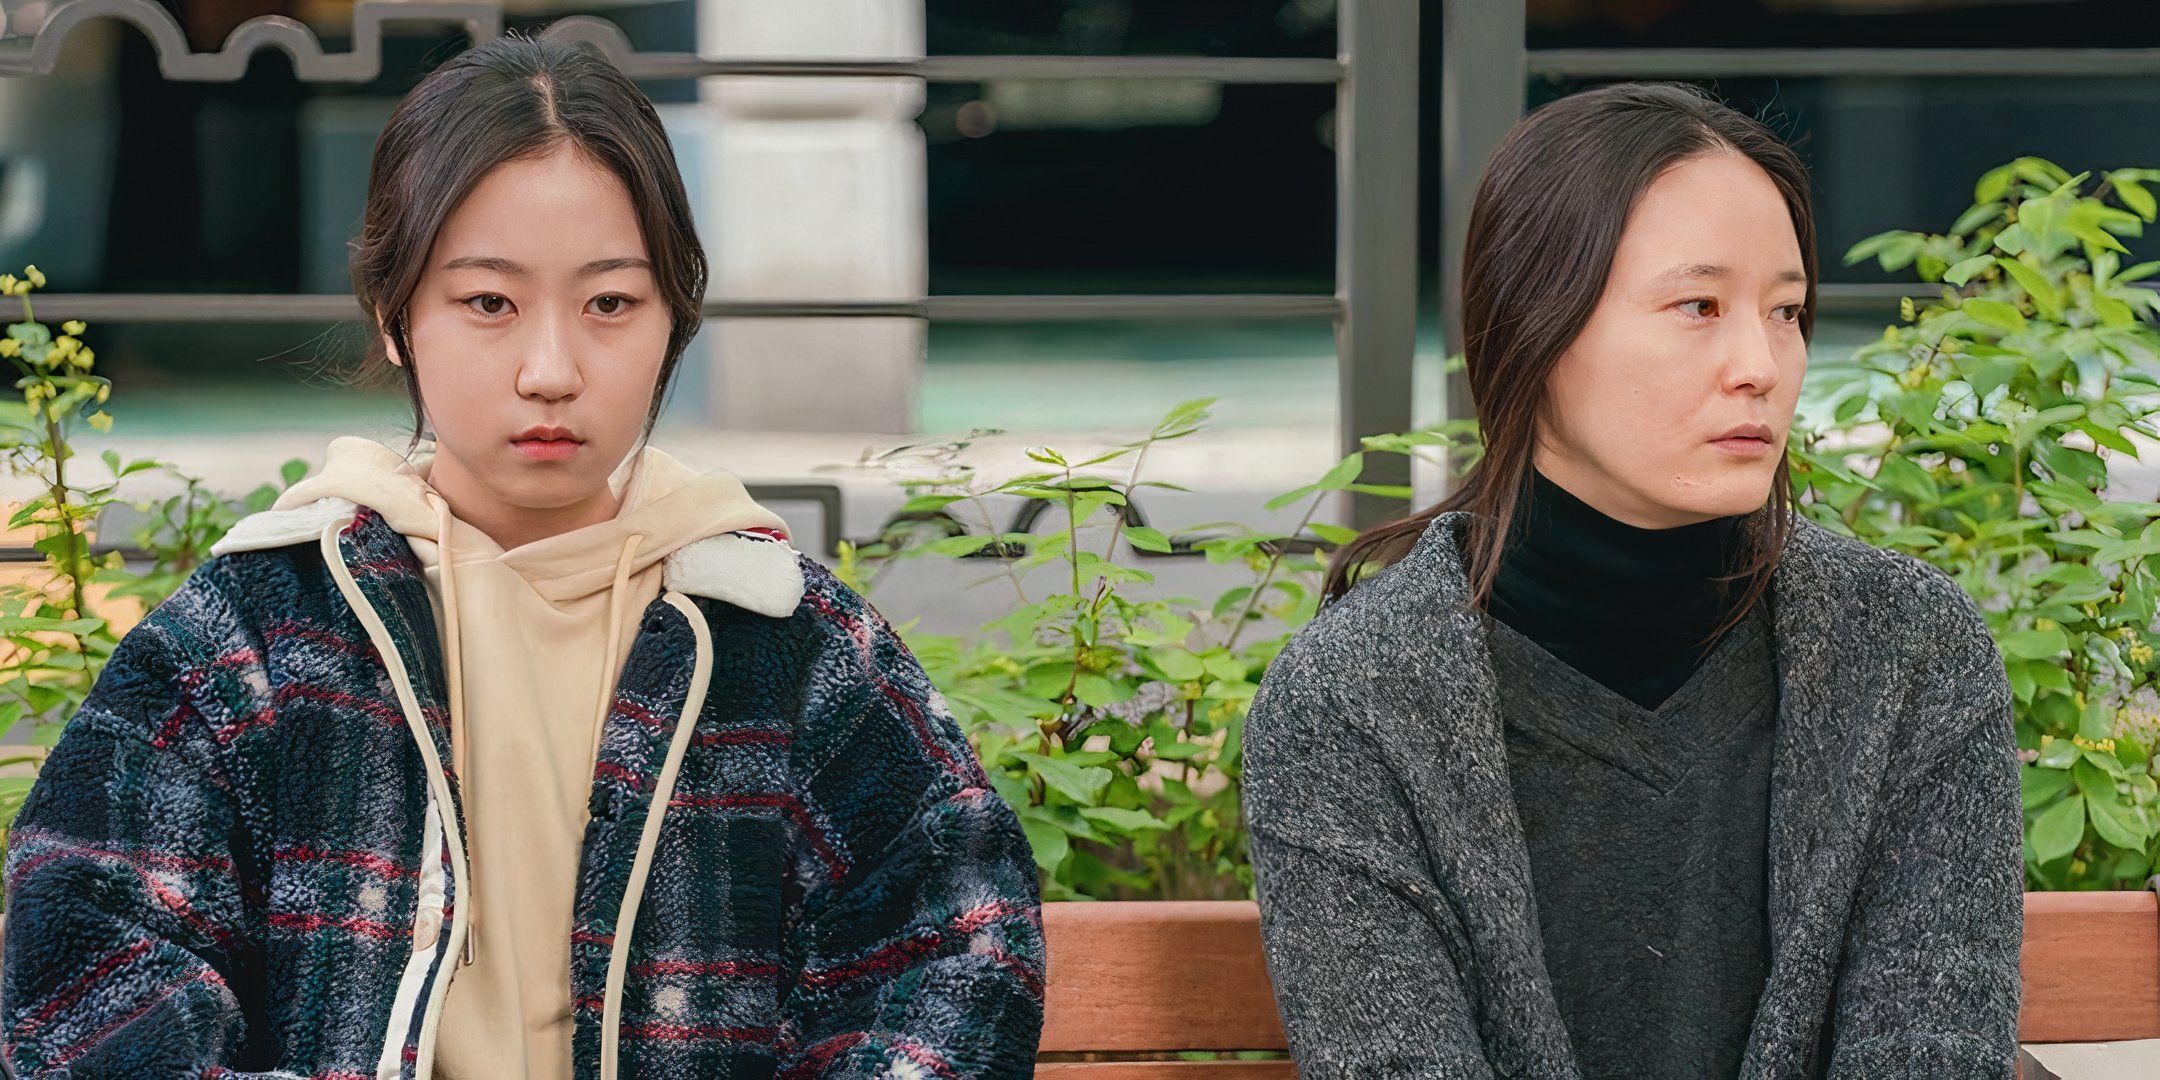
[211,495,806,618]
[1377,508,1901,1068]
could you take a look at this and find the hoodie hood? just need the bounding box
[261,434,794,1049]
[271,435,789,602]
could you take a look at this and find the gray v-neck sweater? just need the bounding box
[1489,600,1778,1079]
[1242,509,2023,1079]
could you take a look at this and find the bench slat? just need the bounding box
[1043,893,2160,1054]
[2020,890,2160,1043]
[1042,901,1288,1052]
[1035,1063,1296,1078]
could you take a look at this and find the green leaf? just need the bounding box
[1962,298,2027,334]
[1998,627,2070,660]
[2028,793,2085,864]
[1975,164,2017,204]
[1942,254,1995,287]
[1018,811,1071,873]
[2115,175,2158,222]
[2022,765,2073,810]
[1872,453,1940,503]
[1013,752,1112,804]
[2116,259,2160,284]
[1077,806,1171,833]
[1148,647,1205,681]
[1952,201,2007,236]
[1123,526,1174,553]
[1995,258,2063,320]
[1307,522,1360,546]
[1316,453,1363,491]
[924,534,996,557]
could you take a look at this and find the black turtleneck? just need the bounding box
[1487,466,1752,711]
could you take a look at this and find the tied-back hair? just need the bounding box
[1321,81,1817,648]
[345,30,708,445]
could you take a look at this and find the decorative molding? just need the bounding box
[0,0,504,82]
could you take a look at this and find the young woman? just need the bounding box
[1243,82,2023,1079]
[1,33,1044,1079]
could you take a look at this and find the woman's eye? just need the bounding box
[1679,298,1717,318]
[1775,303,1806,323]
[591,295,636,316]
[463,294,511,317]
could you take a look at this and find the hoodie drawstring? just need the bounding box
[422,490,476,967]
[420,488,647,972]
[591,533,646,767]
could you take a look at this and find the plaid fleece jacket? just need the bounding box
[0,503,1045,1078]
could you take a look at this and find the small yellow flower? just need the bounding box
[85,411,111,432]
[94,384,109,403]
[75,347,93,369]
[0,275,17,293]
[60,320,84,336]
[2072,734,2120,753]
[51,336,77,356]
[2133,643,2155,666]
[0,339,17,358]
[1900,296,1916,322]
[23,266,44,289]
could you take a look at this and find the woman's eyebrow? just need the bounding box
[438,255,652,277]
[1647,263,1807,288]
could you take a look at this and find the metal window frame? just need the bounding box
[2,0,1422,529]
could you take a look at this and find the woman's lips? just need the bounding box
[512,437,582,461]
[1711,435,1773,457]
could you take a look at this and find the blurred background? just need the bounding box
[2,0,2159,631]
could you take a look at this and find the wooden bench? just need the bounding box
[1039,892,2160,1076]
[0,892,2148,1073]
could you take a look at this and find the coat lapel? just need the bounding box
[335,507,461,796]
[568,591,707,1063]
[1749,519,1912,1071]
[1380,511,1574,1073]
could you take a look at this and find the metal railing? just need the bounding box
[1,0,1421,532]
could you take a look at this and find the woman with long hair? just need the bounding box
[1243,82,2021,1078]
[0,32,1044,1078]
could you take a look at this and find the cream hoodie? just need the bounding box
[271,435,788,1080]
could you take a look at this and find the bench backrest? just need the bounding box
[1038,892,2160,1073]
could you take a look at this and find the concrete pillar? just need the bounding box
[697,1,926,434]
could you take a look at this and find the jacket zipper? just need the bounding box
[320,522,475,1080]
[598,591,714,1080]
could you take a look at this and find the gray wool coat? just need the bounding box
[1242,508,2025,1079]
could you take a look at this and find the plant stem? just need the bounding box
[965,488,1031,607]
[1080,436,1154,635]
[42,417,85,624]
[1224,489,1326,652]
[1057,466,1085,722]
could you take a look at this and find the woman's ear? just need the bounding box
[379,316,405,369]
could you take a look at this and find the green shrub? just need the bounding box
[836,401,1476,900]
[0,267,306,857]
[1811,157,2160,890]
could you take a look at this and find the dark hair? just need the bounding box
[347,30,707,444]
[1322,81,1816,645]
